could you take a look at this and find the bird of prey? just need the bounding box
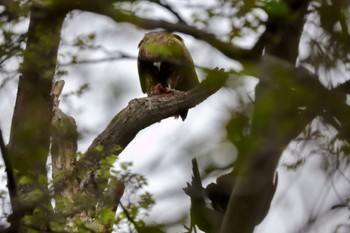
[137,31,199,120]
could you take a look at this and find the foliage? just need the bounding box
[0,0,350,233]
[113,161,156,233]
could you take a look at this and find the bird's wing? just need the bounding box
[137,38,148,94]
[137,59,147,94]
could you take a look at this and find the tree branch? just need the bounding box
[72,68,229,194]
[0,0,20,20]
[47,68,228,233]
[90,68,227,159]
[42,0,256,61]
[220,1,311,232]
[148,0,187,24]
[0,128,17,202]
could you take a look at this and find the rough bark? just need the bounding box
[48,69,228,233]
[3,1,350,233]
[3,2,229,232]
[70,68,229,200]
[6,3,66,232]
[51,81,79,206]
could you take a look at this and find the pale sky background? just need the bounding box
[1,1,350,233]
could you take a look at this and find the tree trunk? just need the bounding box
[6,4,65,231]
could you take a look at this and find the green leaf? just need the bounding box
[120,161,133,170]
[56,69,68,77]
[105,154,118,166]
[38,174,48,185]
[95,145,104,152]
[19,176,33,184]
[262,0,291,18]
[112,144,123,153]
[98,208,116,225]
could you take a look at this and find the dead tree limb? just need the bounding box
[70,69,230,200]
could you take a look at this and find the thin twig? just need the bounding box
[119,202,142,233]
[58,53,136,66]
[148,0,187,24]
[0,127,17,199]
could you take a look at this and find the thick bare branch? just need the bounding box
[51,80,125,232]
[91,69,227,158]
[51,109,78,202]
[71,69,229,194]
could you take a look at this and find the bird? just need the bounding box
[137,31,199,120]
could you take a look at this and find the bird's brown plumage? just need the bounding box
[137,31,199,120]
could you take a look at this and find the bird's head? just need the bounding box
[138,31,186,66]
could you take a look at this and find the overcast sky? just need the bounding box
[1,1,349,233]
